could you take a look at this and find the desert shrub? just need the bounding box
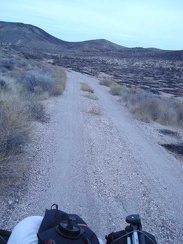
[176,106,183,126]
[80,82,94,93]
[24,101,48,122]
[82,93,98,100]
[110,82,123,95]
[0,58,15,71]
[0,79,9,92]
[49,66,66,96]
[99,79,113,87]
[129,94,162,122]
[120,88,183,127]
[21,70,55,95]
[49,82,65,96]
[0,92,30,160]
[0,50,68,186]
[49,84,63,96]
[20,67,66,97]
[16,59,29,69]
[88,106,102,115]
[159,129,179,137]
[161,142,183,155]
[0,57,67,185]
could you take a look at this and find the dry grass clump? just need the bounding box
[88,106,102,115]
[110,82,123,96]
[24,100,48,122]
[99,79,114,87]
[159,129,179,138]
[0,58,16,71]
[0,92,30,161]
[49,66,66,96]
[80,82,94,93]
[82,93,98,100]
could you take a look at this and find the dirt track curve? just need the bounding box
[2,71,183,243]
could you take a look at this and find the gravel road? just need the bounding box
[1,70,183,243]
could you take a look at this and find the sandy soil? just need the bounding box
[1,70,183,243]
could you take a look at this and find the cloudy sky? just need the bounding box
[0,0,183,50]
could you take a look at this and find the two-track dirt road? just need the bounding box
[2,71,183,243]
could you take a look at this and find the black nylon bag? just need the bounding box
[38,205,100,244]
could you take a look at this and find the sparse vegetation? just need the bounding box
[82,93,98,100]
[20,66,66,98]
[80,82,94,93]
[122,89,183,127]
[25,100,48,122]
[102,78,183,128]
[99,79,113,87]
[161,142,183,155]
[109,82,123,95]
[159,129,180,138]
[49,66,66,96]
[0,47,66,186]
[0,93,30,159]
[88,106,102,115]
[21,71,54,94]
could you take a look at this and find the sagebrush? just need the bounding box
[110,82,123,95]
[0,49,66,184]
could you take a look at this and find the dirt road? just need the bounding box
[2,71,183,243]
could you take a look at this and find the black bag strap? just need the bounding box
[0,229,11,244]
[51,204,58,210]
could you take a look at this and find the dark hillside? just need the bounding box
[0,21,183,96]
[0,21,67,50]
[0,21,167,58]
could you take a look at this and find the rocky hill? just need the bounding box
[0,21,183,96]
[0,21,177,58]
[0,21,68,50]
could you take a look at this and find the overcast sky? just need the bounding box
[0,0,183,50]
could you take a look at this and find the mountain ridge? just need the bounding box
[0,21,167,56]
[0,21,183,97]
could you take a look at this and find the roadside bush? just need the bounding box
[24,100,48,122]
[0,92,30,160]
[121,88,183,127]
[88,106,102,115]
[80,82,94,93]
[128,93,162,122]
[110,82,123,95]
[0,54,67,185]
[20,68,66,97]
[21,70,55,95]
[50,66,66,96]
[0,79,9,92]
[82,93,98,100]
[98,76,183,127]
[99,79,113,87]
[0,58,15,71]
